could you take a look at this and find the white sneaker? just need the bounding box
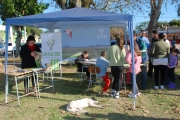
[137,92,141,97]
[154,86,159,90]
[128,93,137,98]
[114,95,119,99]
[110,92,114,97]
[160,85,164,90]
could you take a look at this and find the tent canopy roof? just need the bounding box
[6,7,132,29]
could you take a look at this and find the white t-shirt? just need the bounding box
[164,39,171,48]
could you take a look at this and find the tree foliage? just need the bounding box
[169,19,180,26]
[135,20,180,31]
[26,27,43,36]
[0,0,49,57]
[135,22,149,31]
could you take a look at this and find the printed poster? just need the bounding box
[41,33,62,68]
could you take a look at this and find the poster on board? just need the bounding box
[41,32,62,68]
[60,26,110,64]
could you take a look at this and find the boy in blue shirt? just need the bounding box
[136,30,150,90]
[96,51,111,95]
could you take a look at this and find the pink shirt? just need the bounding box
[126,52,142,74]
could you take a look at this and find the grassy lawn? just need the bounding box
[0,67,180,120]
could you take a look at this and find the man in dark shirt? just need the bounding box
[148,30,158,78]
[76,51,91,80]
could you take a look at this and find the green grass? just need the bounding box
[0,70,180,120]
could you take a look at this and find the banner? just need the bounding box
[60,26,110,60]
[41,33,62,67]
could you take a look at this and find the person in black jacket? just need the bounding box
[20,35,41,94]
[147,30,158,78]
[76,51,91,80]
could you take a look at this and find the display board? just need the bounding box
[41,33,62,68]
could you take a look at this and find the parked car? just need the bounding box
[13,42,42,54]
[0,43,15,55]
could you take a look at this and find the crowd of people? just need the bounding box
[76,29,179,99]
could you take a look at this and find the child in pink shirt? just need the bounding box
[126,41,142,98]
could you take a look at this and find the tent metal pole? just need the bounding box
[5,24,10,103]
[128,21,136,109]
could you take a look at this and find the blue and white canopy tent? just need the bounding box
[5,7,136,107]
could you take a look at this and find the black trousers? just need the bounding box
[154,65,166,86]
[168,67,175,83]
[78,67,90,77]
[110,66,123,91]
[148,60,153,78]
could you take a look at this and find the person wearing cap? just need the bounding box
[20,35,41,94]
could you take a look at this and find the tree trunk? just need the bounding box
[55,0,67,9]
[147,0,163,42]
[14,26,22,58]
[75,0,81,7]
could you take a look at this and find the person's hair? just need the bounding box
[83,51,88,54]
[134,41,142,56]
[118,39,124,49]
[158,33,166,39]
[27,35,36,42]
[101,51,106,57]
[152,30,158,34]
[172,49,179,54]
[141,30,145,33]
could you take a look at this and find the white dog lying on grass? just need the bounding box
[66,97,103,113]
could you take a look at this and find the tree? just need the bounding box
[178,4,180,16]
[54,0,95,9]
[0,0,49,57]
[52,0,180,43]
[26,27,43,36]
[135,22,149,31]
[169,19,180,26]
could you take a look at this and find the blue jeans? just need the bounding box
[140,61,148,90]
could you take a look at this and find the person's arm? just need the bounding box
[145,38,150,49]
[102,58,109,68]
[76,55,83,61]
[122,48,126,63]
[20,45,33,60]
[151,43,155,57]
[167,46,170,63]
[105,48,110,61]
[35,44,41,52]
[126,52,132,64]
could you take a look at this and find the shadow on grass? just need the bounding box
[62,113,173,120]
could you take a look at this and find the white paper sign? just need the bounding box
[41,33,62,67]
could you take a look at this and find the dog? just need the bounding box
[66,97,103,113]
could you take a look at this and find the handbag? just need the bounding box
[151,57,168,65]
